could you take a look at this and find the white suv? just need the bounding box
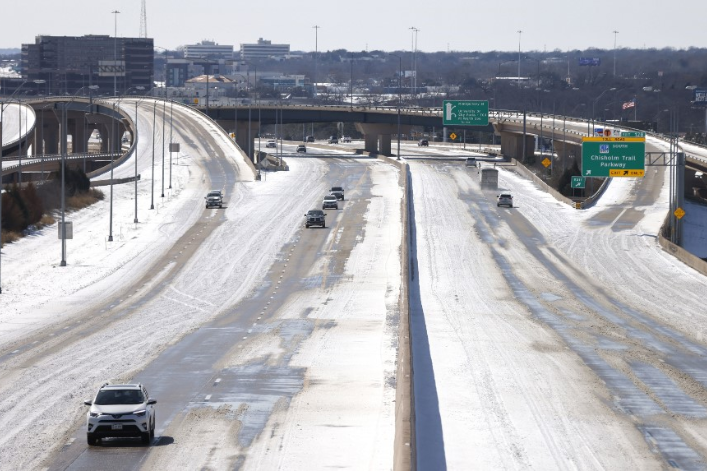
[84,383,157,446]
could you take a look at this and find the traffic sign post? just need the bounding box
[581,137,646,178]
[443,100,489,126]
[571,176,585,189]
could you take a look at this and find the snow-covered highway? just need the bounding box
[1,103,707,470]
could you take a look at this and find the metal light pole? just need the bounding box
[391,54,402,160]
[409,27,419,102]
[349,55,354,110]
[592,88,616,134]
[18,100,23,185]
[112,10,120,96]
[169,100,173,189]
[161,98,165,197]
[313,25,320,100]
[0,101,4,291]
[134,101,139,223]
[613,31,619,77]
[108,102,116,241]
[59,103,68,265]
[150,101,155,209]
[517,30,523,89]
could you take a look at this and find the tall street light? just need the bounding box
[517,30,523,90]
[349,54,354,110]
[60,103,68,265]
[112,10,120,96]
[168,99,173,189]
[613,31,619,77]
[150,101,156,209]
[312,25,320,100]
[592,87,617,134]
[108,102,117,241]
[390,54,402,161]
[161,98,166,198]
[409,27,419,101]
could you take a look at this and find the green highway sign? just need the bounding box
[443,100,489,126]
[621,131,645,137]
[581,137,646,178]
[571,176,586,189]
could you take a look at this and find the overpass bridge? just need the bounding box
[3,98,707,186]
[2,97,135,183]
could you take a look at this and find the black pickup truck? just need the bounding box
[330,186,345,200]
[305,209,326,228]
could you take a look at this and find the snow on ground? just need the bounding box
[409,160,659,469]
[208,161,402,470]
[0,97,403,469]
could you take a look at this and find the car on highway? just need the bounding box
[297,145,307,153]
[305,135,315,142]
[465,157,477,167]
[497,193,513,207]
[330,186,345,200]
[205,190,223,208]
[418,139,429,147]
[322,194,339,210]
[266,140,277,148]
[305,209,326,228]
[84,383,157,446]
[327,136,339,144]
[342,136,352,143]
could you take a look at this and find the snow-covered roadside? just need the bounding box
[0,100,262,469]
[409,161,658,469]
[0,100,235,341]
[497,136,707,339]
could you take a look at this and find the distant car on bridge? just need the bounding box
[418,139,429,147]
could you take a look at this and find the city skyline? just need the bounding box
[1,0,704,54]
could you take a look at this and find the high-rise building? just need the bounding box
[240,38,290,60]
[21,35,154,96]
[184,41,234,60]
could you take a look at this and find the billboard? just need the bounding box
[98,60,125,77]
[694,89,707,107]
[579,58,601,67]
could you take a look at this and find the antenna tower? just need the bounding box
[139,0,147,38]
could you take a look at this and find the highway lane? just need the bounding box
[409,139,707,469]
[37,145,401,469]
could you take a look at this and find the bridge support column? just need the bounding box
[355,122,412,156]
[70,119,89,154]
[364,133,378,153]
[499,131,534,161]
[235,120,260,162]
[42,120,60,155]
[379,134,392,156]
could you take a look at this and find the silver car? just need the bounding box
[497,193,513,208]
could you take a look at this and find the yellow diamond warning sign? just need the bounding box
[542,158,551,168]
[674,207,685,219]
[449,132,457,140]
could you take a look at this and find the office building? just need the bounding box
[21,35,153,96]
[240,38,290,60]
[184,41,234,60]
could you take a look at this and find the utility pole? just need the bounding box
[517,30,522,89]
[112,10,120,96]
[613,31,619,77]
[313,25,320,100]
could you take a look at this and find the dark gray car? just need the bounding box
[305,209,326,228]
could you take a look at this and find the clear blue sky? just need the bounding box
[2,0,704,53]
